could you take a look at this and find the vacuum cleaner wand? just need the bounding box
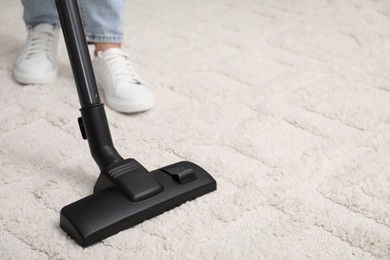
[55,0,216,247]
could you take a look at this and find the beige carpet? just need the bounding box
[1,0,390,259]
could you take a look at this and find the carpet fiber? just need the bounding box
[1,0,390,259]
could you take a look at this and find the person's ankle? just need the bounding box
[94,42,121,53]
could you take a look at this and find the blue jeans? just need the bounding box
[21,0,124,43]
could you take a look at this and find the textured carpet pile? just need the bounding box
[1,0,390,259]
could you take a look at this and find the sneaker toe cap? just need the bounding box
[114,83,154,103]
[16,55,55,74]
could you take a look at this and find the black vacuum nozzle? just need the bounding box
[55,0,217,247]
[60,161,216,247]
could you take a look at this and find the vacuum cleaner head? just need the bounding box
[60,160,216,247]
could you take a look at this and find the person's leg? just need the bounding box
[14,0,60,84]
[78,0,154,113]
[77,0,124,49]
[21,0,59,28]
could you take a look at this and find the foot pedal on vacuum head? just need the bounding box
[60,161,216,247]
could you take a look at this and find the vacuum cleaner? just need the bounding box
[55,0,216,247]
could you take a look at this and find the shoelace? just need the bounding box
[102,50,141,85]
[25,29,56,60]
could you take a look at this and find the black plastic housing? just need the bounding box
[60,161,216,247]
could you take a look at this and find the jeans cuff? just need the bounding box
[85,33,123,43]
[25,23,61,29]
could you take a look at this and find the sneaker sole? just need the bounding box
[14,68,58,85]
[105,95,155,113]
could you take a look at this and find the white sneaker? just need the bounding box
[14,24,60,84]
[92,48,154,113]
